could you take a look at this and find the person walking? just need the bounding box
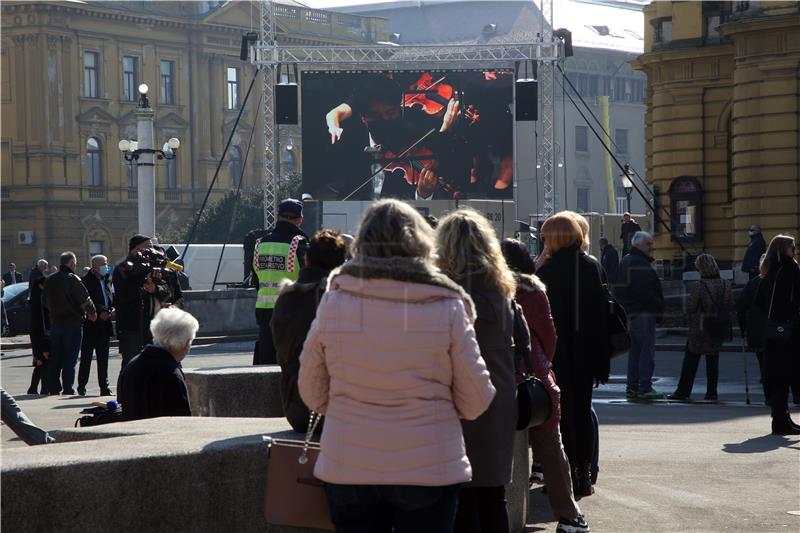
[252,198,308,365]
[599,237,619,284]
[27,275,51,395]
[741,225,767,280]
[298,200,495,533]
[77,255,114,396]
[535,212,611,499]
[437,209,521,533]
[620,213,641,257]
[617,231,664,400]
[43,252,97,395]
[668,254,733,401]
[271,229,347,433]
[754,235,800,435]
[501,238,590,533]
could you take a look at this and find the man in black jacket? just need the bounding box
[43,252,97,395]
[113,235,171,380]
[271,230,347,432]
[616,232,664,400]
[77,255,114,396]
[600,238,619,284]
[118,307,198,421]
[3,263,23,286]
[620,213,641,257]
[741,225,766,279]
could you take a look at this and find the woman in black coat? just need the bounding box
[754,234,800,435]
[27,275,50,395]
[437,209,521,533]
[535,212,610,498]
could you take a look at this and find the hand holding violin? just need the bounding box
[439,96,461,133]
[416,168,438,199]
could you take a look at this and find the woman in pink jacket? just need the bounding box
[298,199,496,533]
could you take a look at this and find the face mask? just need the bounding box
[98,265,110,276]
[748,231,756,237]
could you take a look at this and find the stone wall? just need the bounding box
[182,288,257,336]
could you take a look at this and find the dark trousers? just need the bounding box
[675,346,719,398]
[29,365,48,394]
[254,308,276,364]
[78,323,111,392]
[765,340,798,421]
[117,329,144,392]
[453,486,509,533]
[558,374,595,471]
[47,324,83,394]
[755,351,770,400]
[325,483,460,533]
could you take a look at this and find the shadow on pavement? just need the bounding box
[722,435,800,454]
[593,402,779,425]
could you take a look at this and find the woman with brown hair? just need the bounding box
[668,254,733,401]
[437,208,520,533]
[754,234,800,435]
[534,212,611,498]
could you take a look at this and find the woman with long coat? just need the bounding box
[298,200,496,533]
[534,212,610,498]
[754,234,800,435]
[437,209,520,533]
[668,254,733,401]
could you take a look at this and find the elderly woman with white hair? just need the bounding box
[118,307,199,421]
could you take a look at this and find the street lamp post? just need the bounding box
[620,163,633,213]
[118,83,180,238]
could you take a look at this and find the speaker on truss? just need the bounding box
[515,79,538,121]
[275,84,298,125]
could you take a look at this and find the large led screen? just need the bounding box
[300,69,514,201]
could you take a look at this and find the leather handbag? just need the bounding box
[263,413,334,531]
[765,269,794,341]
[513,305,553,430]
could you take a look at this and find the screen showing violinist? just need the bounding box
[300,69,514,201]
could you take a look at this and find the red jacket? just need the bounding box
[514,273,560,430]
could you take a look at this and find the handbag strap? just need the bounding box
[298,411,322,465]
[767,267,783,320]
[512,303,535,377]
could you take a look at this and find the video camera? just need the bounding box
[122,247,184,280]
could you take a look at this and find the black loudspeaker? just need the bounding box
[515,79,538,121]
[275,84,298,125]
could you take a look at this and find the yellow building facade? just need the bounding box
[633,1,799,270]
[1,1,387,270]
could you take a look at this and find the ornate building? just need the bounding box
[1,1,387,269]
[633,1,799,271]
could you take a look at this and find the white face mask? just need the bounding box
[748,231,756,237]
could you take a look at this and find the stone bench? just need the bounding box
[182,365,530,532]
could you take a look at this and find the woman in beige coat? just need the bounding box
[298,199,496,533]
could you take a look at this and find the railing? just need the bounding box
[87,188,106,199]
[126,188,138,200]
[163,189,180,201]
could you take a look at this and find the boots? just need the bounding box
[771,415,800,435]
[572,464,594,499]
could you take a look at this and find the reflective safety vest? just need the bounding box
[253,235,303,310]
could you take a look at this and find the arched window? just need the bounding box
[229,146,242,189]
[87,137,102,186]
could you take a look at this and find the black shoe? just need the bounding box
[62,389,75,395]
[557,514,590,533]
[772,419,800,435]
[27,388,38,395]
[77,388,86,396]
[704,394,718,401]
[667,392,689,401]
[100,388,113,396]
[573,464,594,498]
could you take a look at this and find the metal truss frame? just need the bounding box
[255,0,561,225]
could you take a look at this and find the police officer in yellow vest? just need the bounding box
[253,199,308,364]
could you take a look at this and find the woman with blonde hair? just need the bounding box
[754,234,800,435]
[437,208,520,533]
[668,254,733,401]
[534,211,611,498]
[298,199,496,532]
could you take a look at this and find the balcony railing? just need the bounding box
[87,188,106,199]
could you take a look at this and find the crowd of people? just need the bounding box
[3,197,798,532]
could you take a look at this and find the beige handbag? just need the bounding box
[263,413,334,530]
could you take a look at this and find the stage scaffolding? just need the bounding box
[253,0,562,228]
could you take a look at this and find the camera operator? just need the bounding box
[154,245,184,308]
[113,235,173,378]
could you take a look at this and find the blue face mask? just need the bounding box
[98,265,110,277]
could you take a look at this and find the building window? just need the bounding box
[229,146,242,189]
[160,60,174,105]
[165,158,177,189]
[87,137,102,186]
[575,126,589,153]
[226,67,240,110]
[123,56,138,102]
[654,19,672,43]
[577,187,590,212]
[83,51,99,98]
[615,129,629,154]
[89,240,103,256]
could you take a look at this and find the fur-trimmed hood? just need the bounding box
[514,272,546,294]
[326,256,477,321]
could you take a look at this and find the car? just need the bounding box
[2,282,30,337]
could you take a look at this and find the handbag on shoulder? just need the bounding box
[263,412,334,531]
[766,268,794,341]
[512,304,553,431]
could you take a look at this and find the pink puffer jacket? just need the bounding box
[298,257,496,486]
